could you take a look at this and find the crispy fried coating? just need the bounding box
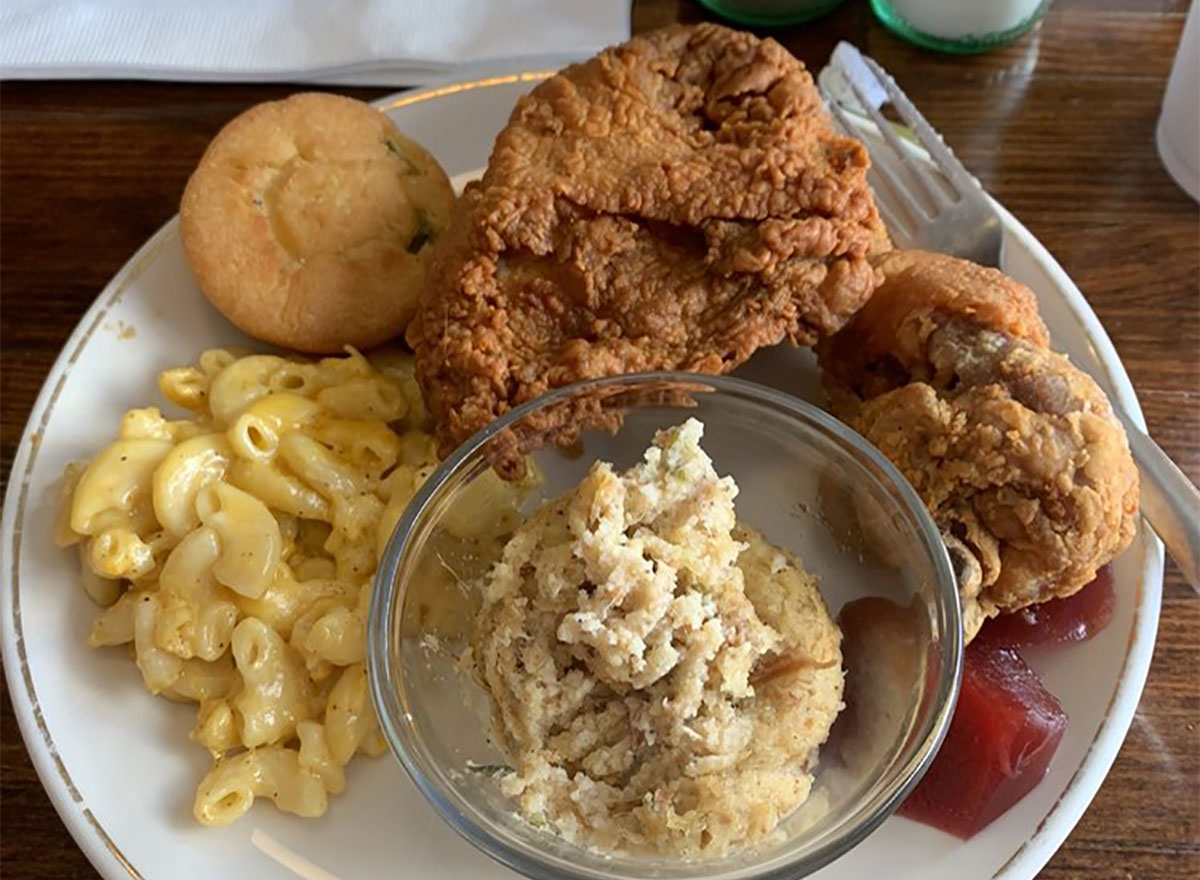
[818,249,1050,404]
[818,251,1139,640]
[409,24,888,458]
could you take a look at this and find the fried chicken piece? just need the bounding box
[817,251,1139,640]
[409,24,889,459]
[818,249,1050,403]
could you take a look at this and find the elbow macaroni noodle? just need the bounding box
[58,347,471,826]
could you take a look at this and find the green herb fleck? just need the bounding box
[407,209,437,254]
[385,138,423,175]
[466,761,513,778]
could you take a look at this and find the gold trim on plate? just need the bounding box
[377,70,553,111]
[8,224,176,880]
[5,67,1157,880]
[989,561,1148,879]
[6,69,549,879]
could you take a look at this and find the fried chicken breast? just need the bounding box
[409,24,888,458]
[817,250,1139,640]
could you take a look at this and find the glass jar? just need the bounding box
[870,0,1053,53]
[697,0,845,27]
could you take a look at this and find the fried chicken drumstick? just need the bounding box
[409,24,888,459]
[817,250,1139,640]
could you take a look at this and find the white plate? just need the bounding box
[1,73,1163,880]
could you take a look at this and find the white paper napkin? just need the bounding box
[0,0,631,85]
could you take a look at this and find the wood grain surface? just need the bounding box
[1,1,1197,877]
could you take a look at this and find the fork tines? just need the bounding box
[818,41,1003,267]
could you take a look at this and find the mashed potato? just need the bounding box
[467,419,844,858]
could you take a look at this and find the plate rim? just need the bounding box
[978,198,1164,879]
[0,73,1164,880]
[2,218,181,880]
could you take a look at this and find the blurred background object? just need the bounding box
[697,0,844,26]
[0,0,629,85]
[1157,0,1199,201]
[869,0,1052,52]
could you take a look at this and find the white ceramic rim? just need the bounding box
[0,72,1164,880]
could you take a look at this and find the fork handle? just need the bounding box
[1121,414,1200,589]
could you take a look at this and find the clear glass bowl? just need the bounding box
[368,373,962,880]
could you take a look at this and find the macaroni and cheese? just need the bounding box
[58,347,454,825]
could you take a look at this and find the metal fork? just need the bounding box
[817,41,1200,589]
[820,43,1004,266]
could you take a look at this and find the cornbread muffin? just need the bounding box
[181,92,454,353]
[468,419,844,858]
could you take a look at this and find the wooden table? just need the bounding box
[1,0,1196,877]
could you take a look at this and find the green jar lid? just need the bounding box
[696,0,846,28]
[869,0,1052,54]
